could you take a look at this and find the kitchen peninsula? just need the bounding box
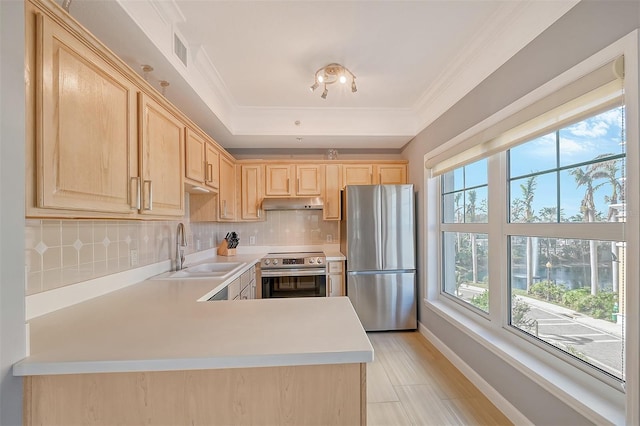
[15,257,372,425]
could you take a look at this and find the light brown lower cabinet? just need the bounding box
[23,363,366,425]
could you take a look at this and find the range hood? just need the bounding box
[261,197,324,211]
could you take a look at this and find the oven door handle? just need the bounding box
[261,268,326,277]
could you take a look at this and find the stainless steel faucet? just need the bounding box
[176,223,187,271]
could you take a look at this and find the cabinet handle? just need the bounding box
[379,173,382,183]
[257,203,261,218]
[287,178,290,193]
[130,177,141,210]
[328,276,332,296]
[223,199,227,218]
[297,178,300,193]
[207,163,213,183]
[143,180,153,211]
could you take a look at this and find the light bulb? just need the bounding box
[310,82,319,92]
[339,75,347,84]
[321,87,328,99]
[317,75,324,83]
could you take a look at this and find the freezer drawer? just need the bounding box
[347,271,416,331]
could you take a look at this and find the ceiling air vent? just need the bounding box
[174,33,187,67]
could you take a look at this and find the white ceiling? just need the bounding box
[62,0,579,151]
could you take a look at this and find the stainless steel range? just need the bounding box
[261,252,327,298]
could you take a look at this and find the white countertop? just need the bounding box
[15,252,371,377]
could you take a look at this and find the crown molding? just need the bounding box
[112,0,578,147]
[413,0,580,133]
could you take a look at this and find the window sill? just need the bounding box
[423,298,625,425]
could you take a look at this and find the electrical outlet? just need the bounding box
[130,249,138,266]
[326,234,333,243]
[249,235,256,245]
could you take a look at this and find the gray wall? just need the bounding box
[0,0,26,425]
[403,1,640,424]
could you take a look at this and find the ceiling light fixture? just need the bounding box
[310,63,356,99]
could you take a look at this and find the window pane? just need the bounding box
[464,158,488,187]
[559,106,625,167]
[509,172,557,223]
[442,192,463,223]
[509,236,624,380]
[560,158,626,223]
[464,187,487,223]
[443,232,489,312]
[443,167,464,193]
[509,132,557,178]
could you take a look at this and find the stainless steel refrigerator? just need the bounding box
[340,184,417,331]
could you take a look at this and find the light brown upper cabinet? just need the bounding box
[219,154,236,221]
[33,11,139,215]
[205,143,220,189]
[265,164,293,196]
[323,164,342,221]
[184,128,220,190]
[265,164,322,197]
[27,1,190,219]
[342,164,373,187]
[240,164,264,221]
[374,164,407,185]
[138,93,185,216]
[184,128,206,185]
[296,165,322,196]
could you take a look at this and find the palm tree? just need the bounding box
[588,156,623,293]
[570,166,599,295]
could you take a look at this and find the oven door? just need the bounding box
[261,268,327,298]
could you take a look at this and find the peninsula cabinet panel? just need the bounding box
[35,12,139,215]
[240,164,264,221]
[23,363,365,425]
[375,164,407,184]
[138,93,185,216]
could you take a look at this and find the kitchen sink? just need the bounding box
[155,262,246,280]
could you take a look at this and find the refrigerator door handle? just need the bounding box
[349,269,415,275]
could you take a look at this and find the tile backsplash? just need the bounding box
[25,210,338,295]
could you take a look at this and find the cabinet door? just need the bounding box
[343,165,373,187]
[323,164,341,220]
[219,155,236,220]
[138,93,185,216]
[296,165,322,196]
[205,143,220,189]
[241,165,264,221]
[375,164,407,184]
[185,128,206,184]
[36,14,138,214]
[327,262,345,297]
[265,164,293,196]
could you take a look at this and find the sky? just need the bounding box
[447,106,626,222]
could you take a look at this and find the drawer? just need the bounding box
[328,261,343,273]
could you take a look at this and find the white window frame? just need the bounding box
[423,31,639,425]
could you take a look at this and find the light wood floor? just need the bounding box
[366,331,512,426]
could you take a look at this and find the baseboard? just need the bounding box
[418,322,533,426]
